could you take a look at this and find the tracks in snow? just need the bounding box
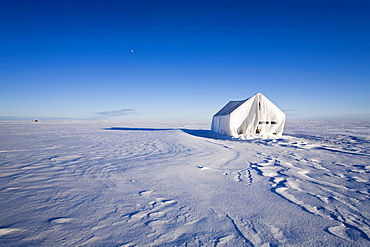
[201,131,370,244]
[249,150,370,242]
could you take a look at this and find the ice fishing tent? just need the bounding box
[211,93,286,137]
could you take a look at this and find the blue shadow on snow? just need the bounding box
[105,127,229,140]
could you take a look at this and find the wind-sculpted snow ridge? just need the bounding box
[0,121,369,246]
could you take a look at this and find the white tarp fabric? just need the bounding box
[211,93,286,137]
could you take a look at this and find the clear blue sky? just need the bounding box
[1,0,369,121]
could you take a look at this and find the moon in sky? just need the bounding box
[131,50,134,52]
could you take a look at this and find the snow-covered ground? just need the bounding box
[0,120,369,246]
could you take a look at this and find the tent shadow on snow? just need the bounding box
[106,127,175,131]
[106,127,294,147]
[105,127,285,141]
[105,127,229,140]
[180,129,231,140]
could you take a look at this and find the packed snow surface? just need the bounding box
[0,121,369,246]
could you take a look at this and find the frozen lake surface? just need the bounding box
[1,121,369,246]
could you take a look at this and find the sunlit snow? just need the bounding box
[0,121,369,246]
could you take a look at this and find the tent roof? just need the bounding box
[214,99,247,116]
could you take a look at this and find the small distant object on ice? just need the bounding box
[32,119,39,122]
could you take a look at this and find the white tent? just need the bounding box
[211,93,286,137]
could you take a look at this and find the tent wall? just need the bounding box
[211,114,231,136]
[231,95,259,136]
[238,93,285,136]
